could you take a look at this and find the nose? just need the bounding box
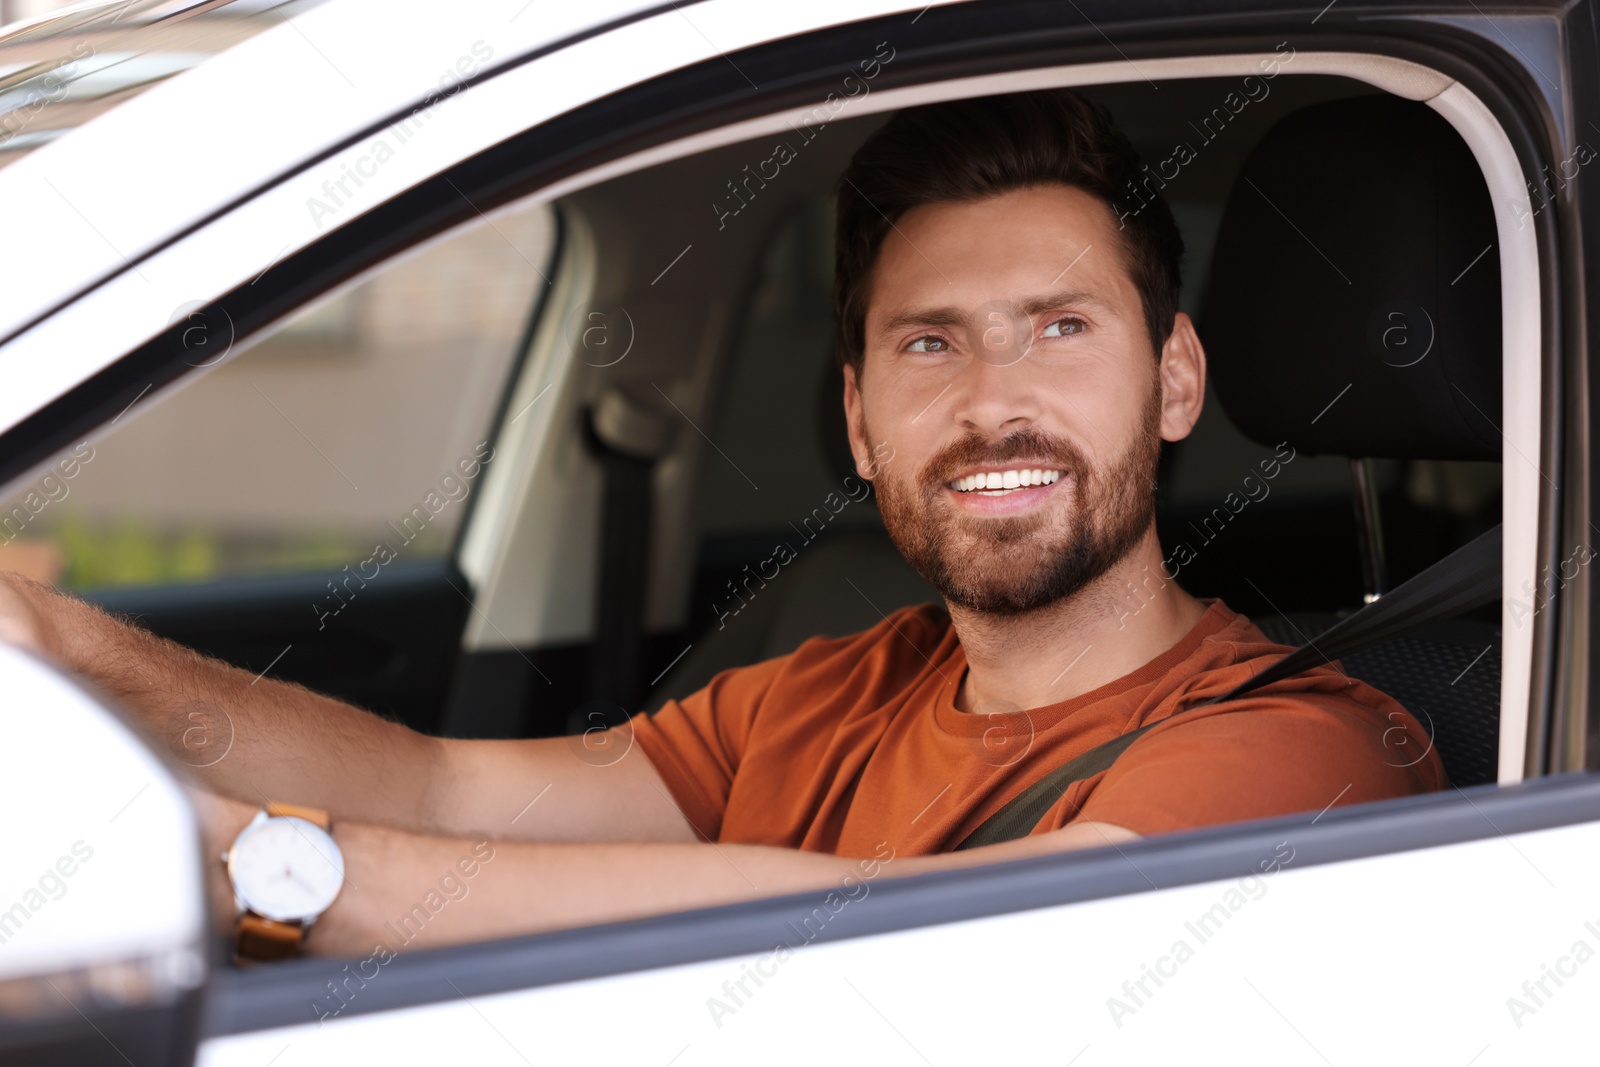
[950,336,1042,437]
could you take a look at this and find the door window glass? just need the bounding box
[0,201,555,589]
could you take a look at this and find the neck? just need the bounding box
[948,526,1209,714]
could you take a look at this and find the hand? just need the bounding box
[0,572,58,658]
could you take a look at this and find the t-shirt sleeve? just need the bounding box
[1072,684,1448,837]
[628,656,785,842]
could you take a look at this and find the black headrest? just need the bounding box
[1202,94,1502,460]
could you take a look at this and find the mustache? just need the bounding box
[920,428,1086,486]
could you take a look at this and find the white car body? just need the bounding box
[0,0,1589,1062]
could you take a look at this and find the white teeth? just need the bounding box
[949,468,1065,492]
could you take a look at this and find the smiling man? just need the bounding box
[0,90,1443,960]
[624,91,1444,861]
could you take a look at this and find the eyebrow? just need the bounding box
[874,287,1116,339]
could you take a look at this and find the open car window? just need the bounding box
[37,54,1530,882]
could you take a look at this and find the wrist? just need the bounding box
[187,788,259,934]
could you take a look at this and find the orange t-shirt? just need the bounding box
[630,599,1448,856]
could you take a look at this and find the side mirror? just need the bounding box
[0,643,206,1066]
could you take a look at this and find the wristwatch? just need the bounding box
[222,801,345,962]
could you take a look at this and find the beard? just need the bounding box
[868,374,1163,616]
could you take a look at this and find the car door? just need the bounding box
[2,0,1595,1063]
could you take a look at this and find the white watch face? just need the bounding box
[229,816,345,923]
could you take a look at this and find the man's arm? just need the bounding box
[0,573,696,844]
[192,789,1138,955]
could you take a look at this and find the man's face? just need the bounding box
[845,183,1185,615]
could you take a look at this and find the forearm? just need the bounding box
[311,826,875,955]
[313,823,1136,954]
[1,574,694,845]
[19,576,442,826]
[197,794,1134,956]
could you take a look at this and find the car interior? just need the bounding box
[491,73,1506,786]
[0,70,1506,818]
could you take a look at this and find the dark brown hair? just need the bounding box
[832,89,1184,373]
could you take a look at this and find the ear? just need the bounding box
[1157,312,1206,444]
[841,363,877,481]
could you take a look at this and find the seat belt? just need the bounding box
[954,523,1503,851]
[582,388,677,711]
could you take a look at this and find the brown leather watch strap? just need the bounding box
[264,801,332,830]
[235,913,305,962]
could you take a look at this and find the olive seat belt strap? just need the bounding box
[954,523,1503,851]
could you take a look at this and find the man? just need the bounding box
[0,90,1444,958]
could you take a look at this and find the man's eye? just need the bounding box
[1041,317,1086,338]
[907,335,951,353]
